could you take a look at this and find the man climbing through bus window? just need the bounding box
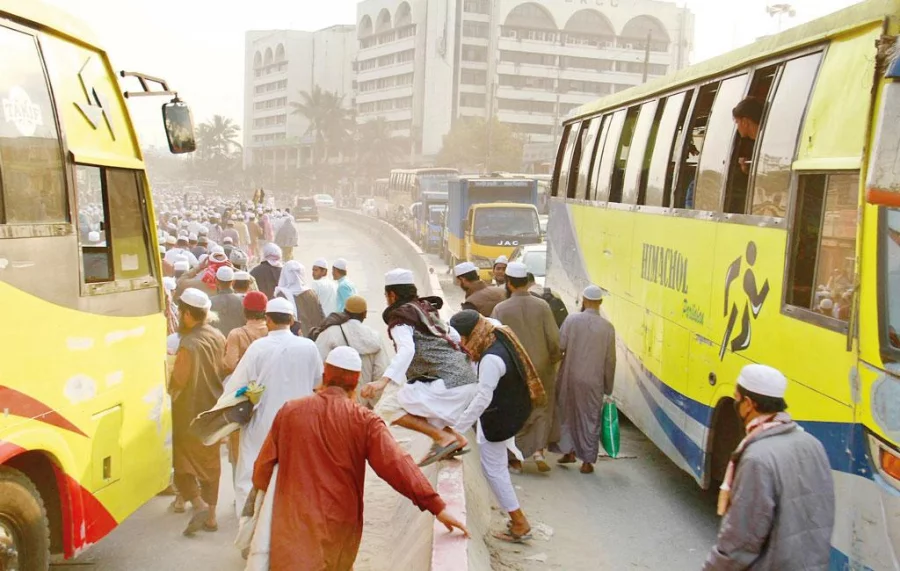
[703,364,835,570]
[732,97,763,174]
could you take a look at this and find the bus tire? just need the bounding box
[0,466,51,571]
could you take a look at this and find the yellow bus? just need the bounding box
[0,1,195,567]
[547,1,899,568]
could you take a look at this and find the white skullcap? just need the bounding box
[385,268,415,286]
[162,277,177,292]
[223,237,233,244]
[209,252,228,265]
[180,287,211,310]
[326,346,362,372]
[88,231,100,242]
[313,258,328,269]
[234,270,250,281]
[210,245,225,255]
[174,261,189,271]
[333,258,348,271]
[737,364,787,399]
[176,234,188,242]
[582,285,608,301]
[819,298,834,311]
[216,266,235,282]
[505,262,527,279]
[266,297,296,317]
[198,254,209,265]
[494,255,509,266]
[454,262,478,277]
[199,226,208,234]
[158,245,166,254]
[165,235,177,245]
[188,232,198,241]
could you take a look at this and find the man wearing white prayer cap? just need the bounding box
[493,255,510,286]
[233,270,253,294]
[331,258,357,313]
[170,286,225,535]
[551,284,616,474]
[454,261,506,317]
[490,260,561,472]
[210,265,244,337]
[704,363,834,569]
[173,260,190,279]
[309,257,338,317]
[361,268,479,467]
[222,290,322,518]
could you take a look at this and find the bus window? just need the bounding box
[566,124,590,199]
[0,25,67,224]
[551,124,575,197]
[645,91,691,207]
[588,116,613,201]
[749,53,822,217]
[76,165,153,284]
[693,74,748,211]
[593,110,626,202]
[556,122,582,198]
[673,84,717,208]
[610,107,640,203]
[723,63,780,214]
[575,117,603,200]
[622,100,660,205]
[786,172,858,325]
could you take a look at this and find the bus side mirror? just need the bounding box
[162,99,197,154]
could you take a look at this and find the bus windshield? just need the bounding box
[473,208,539,239]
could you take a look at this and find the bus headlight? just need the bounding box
[470,255,494,269]
[867,432,900,488]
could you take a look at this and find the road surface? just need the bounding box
[68,215,720,570]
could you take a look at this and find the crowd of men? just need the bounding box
[158,190,836,571]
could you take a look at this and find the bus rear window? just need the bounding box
[884,209,900,348]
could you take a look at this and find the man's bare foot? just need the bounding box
[558,453,577,464]
[580,462,595,474]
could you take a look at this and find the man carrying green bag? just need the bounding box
[551,285,617,474]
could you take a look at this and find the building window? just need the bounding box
[463,0,490,14]
[498,99,555,114]
[499,74,555,90]
[562,56,614,73]
[500,50,556,67]
[0,25,67,224]
[460,69,487,85]
[460,93,486,108]
[462,45,488,63]
[463,21,490,38]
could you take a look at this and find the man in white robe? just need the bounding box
[223,297,323,516]
[310,258,338,316]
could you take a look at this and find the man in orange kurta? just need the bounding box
[252,346,468,571]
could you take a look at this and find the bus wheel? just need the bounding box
[0,467,51,571]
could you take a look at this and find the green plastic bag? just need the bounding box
[601,401,620,459]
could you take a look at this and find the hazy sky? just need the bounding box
[42,0,859,148]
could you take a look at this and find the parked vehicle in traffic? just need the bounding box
[314,194,335,207]
[294,197,319,222]
[510,243,548,287]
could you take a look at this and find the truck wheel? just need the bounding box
[0,467,51,571]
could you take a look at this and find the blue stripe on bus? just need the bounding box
[628,356,706,478]
[831,546,874,571]
[621,344,874,481]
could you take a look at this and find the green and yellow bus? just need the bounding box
[547,1,900,568]
[0,0,194,567]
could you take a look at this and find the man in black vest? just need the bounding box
[450,310,534,544]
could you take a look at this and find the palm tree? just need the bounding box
[356,118,410,179]
[291,86,353,191]
[197,115,242,158]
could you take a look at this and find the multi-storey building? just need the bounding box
[242,26,356,176]
[354,0,694,163]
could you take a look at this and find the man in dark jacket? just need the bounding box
[454,262,506,317]
[704,364,835,570]
[451,310,533,544]
[251,243,283,300]
[210,266,245,337]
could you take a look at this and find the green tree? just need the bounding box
[436,117,524,173]
[291,86,354,191]
[356,117,410,180]
[192,115,243,184]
